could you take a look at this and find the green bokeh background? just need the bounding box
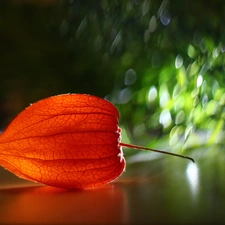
[1,0,225,160]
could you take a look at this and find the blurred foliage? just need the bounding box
[1,0,225,156]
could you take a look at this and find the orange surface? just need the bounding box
[0,182,128,224]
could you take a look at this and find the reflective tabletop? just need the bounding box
[0,148,224,224]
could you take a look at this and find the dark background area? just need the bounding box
[1,0,225,156]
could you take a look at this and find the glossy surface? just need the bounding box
[0,150,224,224]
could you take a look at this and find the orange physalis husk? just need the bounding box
[0,94,194,189]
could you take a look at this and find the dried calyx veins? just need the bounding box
[0,94,194,189]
